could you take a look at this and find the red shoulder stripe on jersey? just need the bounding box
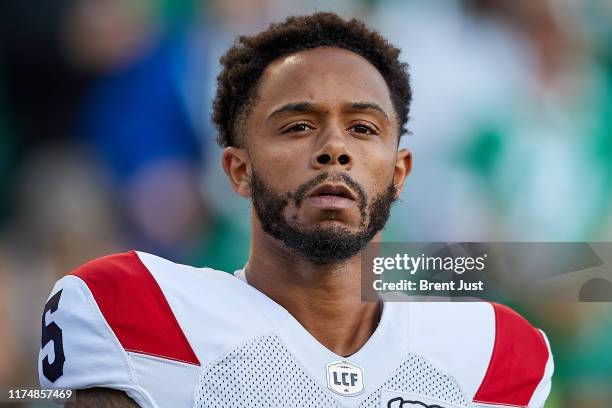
[70,251,200,366]
[473,303,548,407]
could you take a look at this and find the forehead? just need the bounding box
[255,47,395,119]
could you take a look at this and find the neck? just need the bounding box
[245,217,381,357]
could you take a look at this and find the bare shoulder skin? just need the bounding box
[66,388,140,407]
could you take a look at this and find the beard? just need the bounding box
[250,170,397,265]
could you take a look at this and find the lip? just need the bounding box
[304,183,357,210]
[306,183,357,201]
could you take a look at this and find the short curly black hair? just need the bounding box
[212,12,411,148]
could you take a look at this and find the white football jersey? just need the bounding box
[39,251,553,408]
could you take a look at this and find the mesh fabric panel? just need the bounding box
[194,335,469,408]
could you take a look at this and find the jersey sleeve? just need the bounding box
[527,329,554,408]
[39,251,202,408]
[39,267,155,407]
[473,303,554,408]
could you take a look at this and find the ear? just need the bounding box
[222,147,252,198]
[393,148,412,199]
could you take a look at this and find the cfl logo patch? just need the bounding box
[326,361,364,396]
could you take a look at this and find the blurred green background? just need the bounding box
[0,0,611,406]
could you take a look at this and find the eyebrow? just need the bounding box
[267,101,391,123]
[267,102,314,121]
[349,102,390,123]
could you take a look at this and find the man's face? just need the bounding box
[224,47,411,263]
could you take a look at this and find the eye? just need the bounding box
[349,123,378,136]
[281,121,314,134]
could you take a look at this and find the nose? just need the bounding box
[310,127,353,170]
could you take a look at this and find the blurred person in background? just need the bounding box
[66,0,208,261]
[70,0,254,270]
[373,0,612,243]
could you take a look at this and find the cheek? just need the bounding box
[352,143,396,194]
[249,142,308,190]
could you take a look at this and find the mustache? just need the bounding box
[292,172,367,213]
